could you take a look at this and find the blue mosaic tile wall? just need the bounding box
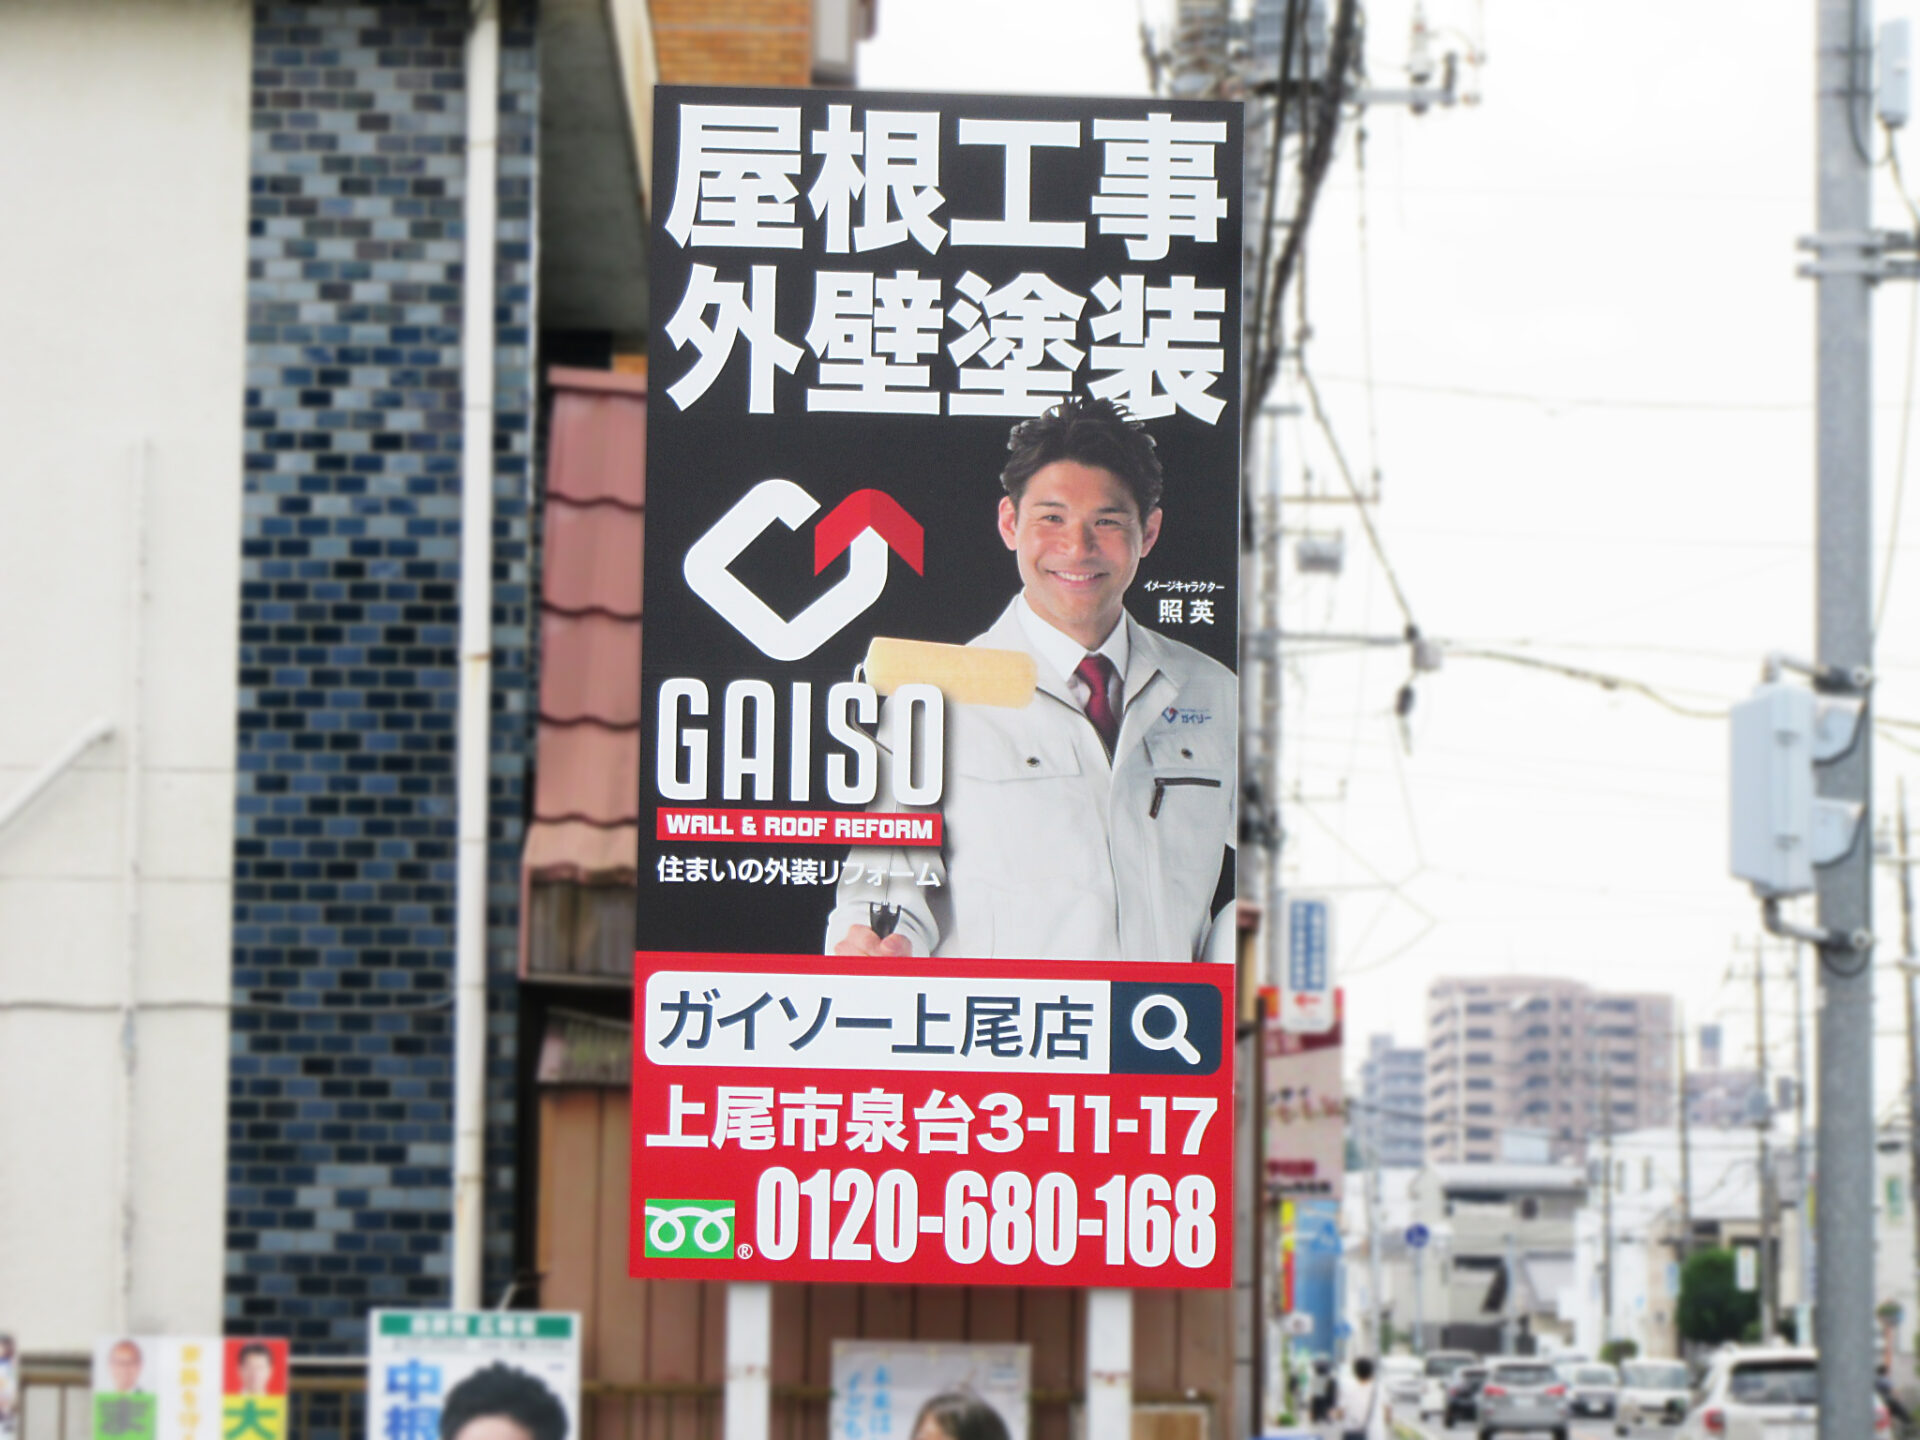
[228,0,537,1348]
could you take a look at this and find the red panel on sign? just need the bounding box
[629,951,1234,1289]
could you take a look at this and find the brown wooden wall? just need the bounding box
[537,1088,1233,1440]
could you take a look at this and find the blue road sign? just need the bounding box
[1406,1223,1430,1249]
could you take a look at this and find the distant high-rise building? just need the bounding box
[1357,1033,1426,1167]
[1700,1023,1724,1071]
[1685,1025,1769,1127]
[1425,977,1675,1164]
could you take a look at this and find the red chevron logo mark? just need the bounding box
[812,489,925,576]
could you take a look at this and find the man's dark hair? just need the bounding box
[1353,1357,1376,1382]
[1001,397,1163,517]
[910,1390,1012,1440]
[439,1364,569,1440]
[237,1344,272,1368]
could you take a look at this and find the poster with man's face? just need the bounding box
[365,1313,579,1440]
[89,1337,289,1440]
[637,85,1242,967]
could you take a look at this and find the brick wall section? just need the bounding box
[651,0,812,85]
[227,0,536,1348]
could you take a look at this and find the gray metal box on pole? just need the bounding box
[1729,682,1866,898]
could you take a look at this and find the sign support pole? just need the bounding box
[725,1282,771,1440]
[1087,1287,1132,1437]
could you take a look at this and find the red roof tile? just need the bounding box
[523,370,646,890]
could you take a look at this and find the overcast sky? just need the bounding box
[861,0,1920,1116]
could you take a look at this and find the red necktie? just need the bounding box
[1075,653,1119,756]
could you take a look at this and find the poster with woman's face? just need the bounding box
[829,1341,1027,1440]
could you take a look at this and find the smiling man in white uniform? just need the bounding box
[827,397,1236,963]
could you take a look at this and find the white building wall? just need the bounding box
[0,0,251,1349]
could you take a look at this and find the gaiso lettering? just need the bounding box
[656,678,944,806]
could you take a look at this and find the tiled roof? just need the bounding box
[524,368,645,888]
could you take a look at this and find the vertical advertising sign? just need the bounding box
[90,1338,288,1440]
[1279,894,1334,1034]
[366,1313,580,1440]
[1264,990,1344,1202]
[632,86,1242,1288]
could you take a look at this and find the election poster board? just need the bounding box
[366,1313,579,1440]
[1264,990,1343,1202]
[632,85,1241,1289]
[829,1340,1029,1440]
[89,1337,289,1440]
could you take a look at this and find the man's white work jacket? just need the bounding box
[826,599,1237,962]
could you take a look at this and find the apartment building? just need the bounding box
[1357,1032,1427,1168]
[1426,977,1675,1164]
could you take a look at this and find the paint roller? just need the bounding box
[862,636,1037,708]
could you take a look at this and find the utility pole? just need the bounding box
[1900,782,1920,1365]
[1810,1,1877,1435]
[1677,1005,1694,1357]
[1413,1226,1427,1354]
[1677,1006,1693,1259]
[1792,943,1813,1345]
[1367,1132,1386,1355]
[1602,1065,1615,1352]
[1753,941,1776,1341]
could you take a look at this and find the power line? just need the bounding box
[1438,646,1728,719]
[1298,362,1418,628]
[1879,123,1920,638]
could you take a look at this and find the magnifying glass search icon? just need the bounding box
[1131,993,1201,1065]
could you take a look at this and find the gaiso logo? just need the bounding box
[643,1199,738,1259]
[683,480,924,660]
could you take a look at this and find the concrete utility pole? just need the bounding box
[1792,944,1814,1344]
[1601,1067,1615,1350]
[1752,942,1776,1341]
[1677,1005,1693,1356]
[1810,1,1877,1434]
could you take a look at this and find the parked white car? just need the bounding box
[1381,1355,1425,1410]
[1616,1359,1692,1431]
[1675,1347,1889,1440]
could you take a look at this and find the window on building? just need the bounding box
[1467,1078,1493,1091]
[1466,1027,1495,1040]
[1467,1052,1493,1066]
[1467,1103,1494,1116]
[1467,1127,1495,1140]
